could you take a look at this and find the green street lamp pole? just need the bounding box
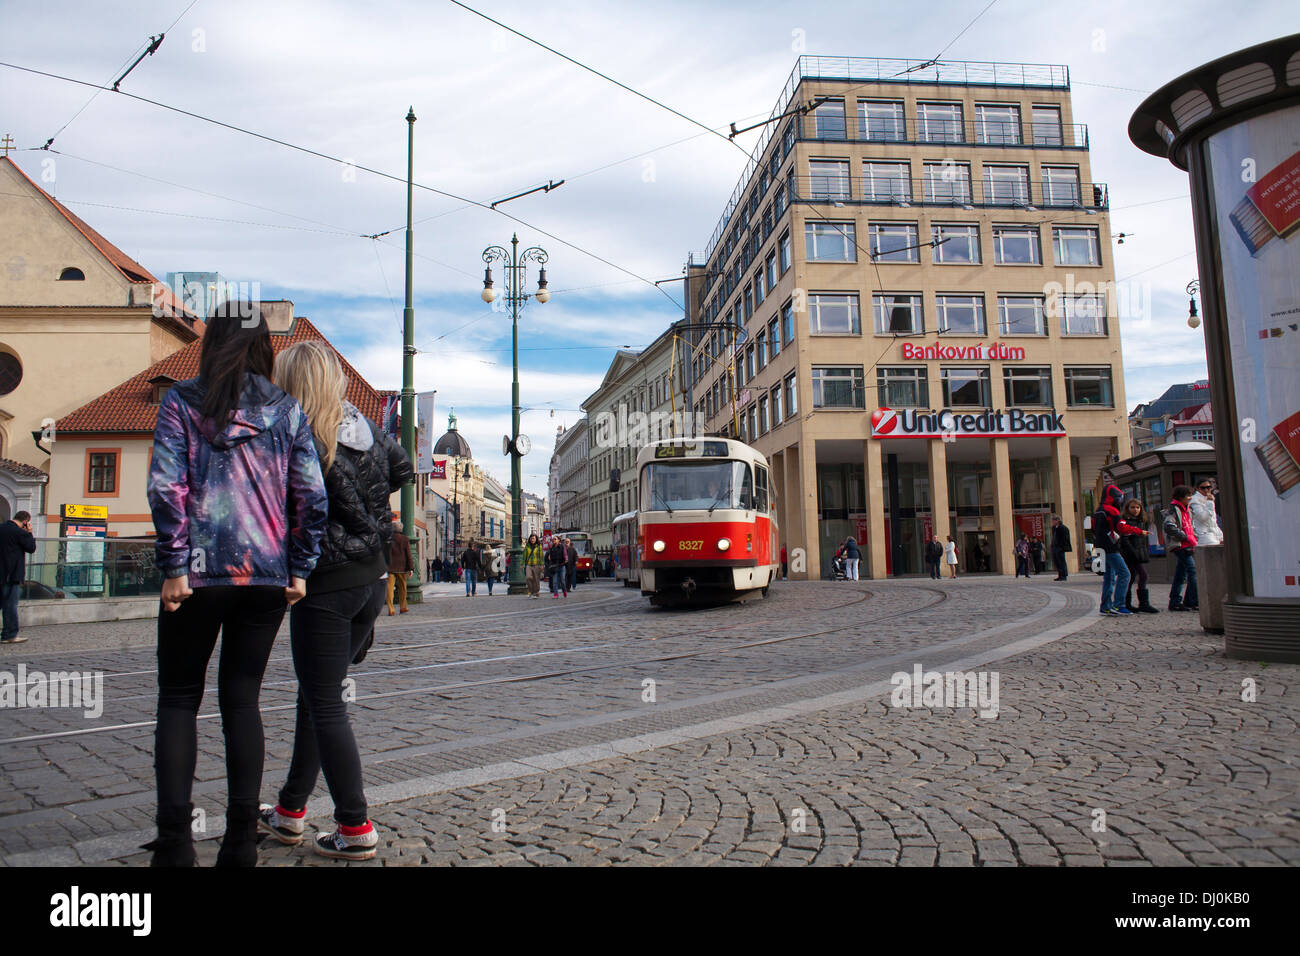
[482,234,549,595]
[401,107,422,601]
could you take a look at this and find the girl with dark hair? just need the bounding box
[1120,498,1158,613]
[145,302,329,867]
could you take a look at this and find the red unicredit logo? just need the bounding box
[872,407,897,435]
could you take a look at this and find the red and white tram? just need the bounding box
[635,438,780,605]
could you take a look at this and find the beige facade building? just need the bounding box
[685,57,1130,579]
[583,324,693,550]
[0,156,200,532]
[549,418,589,538]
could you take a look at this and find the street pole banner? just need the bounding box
[1207,105,1300,597]
[416,391,437,474]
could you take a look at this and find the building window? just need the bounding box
[59,267,86,281]
[809,159,851,200]
[747,406,757,440]
[975,103,1021,144]
[992,224,1042,264]
[756,330,767,369]
[1053,226,1101,265]
[1031,105,1063,146]
[808,293,861,335]
[813,98,846,139]
[783,122,796,156]
[917,102,964,143]
[922,161,972,204]
[1042,165,1082,206]
[1057,294,1107,335]
[754,268,765,306]
[812,366,865,408]
[868,222,919,262]
[758,395,769,435]
[1064,366,1114,406]
[983,164,1031,205]
[805,221,856,261]
[873,293,924,334]
[931,223,980,263]
[863,160,911,202]
[0,352,22,396]
[859,100,905,141]
[936,294,986,334]
[746,345,757,380]
[767,318,780,359]
[779,232,792,273]
[941,367,991,407]
[784,372,798,417]
[1003,366,1053,406]
[997,295,1047,335]
[766,251,778,289]
[877,366,929,407]
[86,449,120,496]
[744,285,753,321]
[774,183,787,217]
[782,300,795,343]
[771,385,783,426]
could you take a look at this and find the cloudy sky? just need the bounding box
[2,0,1293,495]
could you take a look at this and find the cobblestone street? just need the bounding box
[1,577,1296,867]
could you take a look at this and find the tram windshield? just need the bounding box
[641,461,753,512]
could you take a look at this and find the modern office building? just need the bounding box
[684,56,1130,578]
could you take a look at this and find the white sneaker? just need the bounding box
[257,804,305,845]
[314,821,379,860]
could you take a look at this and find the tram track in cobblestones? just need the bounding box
[1,585,955,746]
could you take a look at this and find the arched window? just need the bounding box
[0,353,21,396]
[59,267,85,280]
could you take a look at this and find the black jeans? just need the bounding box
[155,586,286,815]
[1052,548,1068,579]
[278,579,384,826]
[1,581,21,640]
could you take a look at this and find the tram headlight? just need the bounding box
[653,539,666,552]
[717,537,731,551]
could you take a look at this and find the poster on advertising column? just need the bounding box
[416,391,437,474]
[1207,104,1300,598]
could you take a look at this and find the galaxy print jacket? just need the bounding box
[147,373,329,587]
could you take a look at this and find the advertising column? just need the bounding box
[1130,33,1300,661]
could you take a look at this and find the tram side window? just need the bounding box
[754,466,770,513]
[737,463,754,511]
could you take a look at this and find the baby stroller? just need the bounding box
[829,549,848,581]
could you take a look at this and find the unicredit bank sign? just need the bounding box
[871,407,1066,438]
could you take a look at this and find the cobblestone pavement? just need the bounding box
[0,576,1295,866]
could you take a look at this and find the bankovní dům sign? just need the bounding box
[870,407,1065,438]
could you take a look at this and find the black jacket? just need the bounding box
[1051,523,1072,553]
[309,403,413,595]
[460,548,480,572]
[0,521,36,585]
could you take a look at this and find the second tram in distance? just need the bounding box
[634,437,780,605]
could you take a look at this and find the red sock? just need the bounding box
[338,821,373,836]
[276,805,306,819]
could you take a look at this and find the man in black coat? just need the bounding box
[0,510,36,644]
[1050,514,1072,581]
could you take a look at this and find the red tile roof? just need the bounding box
[54,314,387,435]
[1172,402,1213,426]
[1,157,199,327]
[0,457,49,481]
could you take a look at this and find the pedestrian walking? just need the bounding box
[1093,484,1142,616]
[460,540,481,597]
[548,537,568,598]
[481,542,497,596]
[780,544,788,580]
[1163,485,1199,612]
[0,510,36,644]
[385,517,412,614]
[1030,536,1045,575]
[257,340,412,861]
[144,303,329,867]
[944,536,959,579]
[431,556,443,583]
[842,536,860,581]
[523,533,544,597]
[1014,534,1031,579]
[564,538,578,592]
[1050,514,1071,580]
[924,534,943,580]
[1189,479,1223,546]
[1119,497,1159,614]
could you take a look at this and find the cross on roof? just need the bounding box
[0,135,15,157]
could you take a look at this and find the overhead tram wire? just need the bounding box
[40,0,202,151]
[0,60,684,311]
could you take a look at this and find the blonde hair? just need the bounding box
[273,341,346,472]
